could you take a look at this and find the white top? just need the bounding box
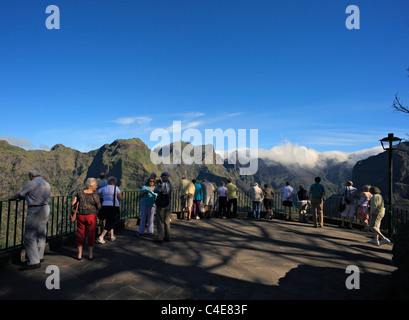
[217,186,227,197]
[282,185,295,202]
[99,185,121,207]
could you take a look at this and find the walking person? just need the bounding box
[309,177,326,227]
[192,179,203,220]
[263,183,275,220]
[154,172,173,243]
[97,177,122,243]
[339,181,357,229]
[9,167,51,270]
[357,185,372,231]
[136,177,157,236]
[297,184,310,223]
[367,186,391,245]
[71,178,101,260]
[216,182,228,218]
[250,183,264,219]
[282,182,295,220]
[226,178,238,218]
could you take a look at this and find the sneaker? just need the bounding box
[367,238,379,245]
[96,237,105,244]
[380,238,391,245]
[196,216,200,220]
[110,236,116,242]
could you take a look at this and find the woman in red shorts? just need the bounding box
[71,178,101,260]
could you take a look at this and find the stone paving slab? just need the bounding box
[0,217,396,300]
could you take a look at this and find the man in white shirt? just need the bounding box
[9,167,51,270]
[282,182,295,220]
[216,182,228,218]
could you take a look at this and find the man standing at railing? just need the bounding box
[9,167,51,271]
[309,177,326,228]
[154,172,173,243]
[226,178,238,218]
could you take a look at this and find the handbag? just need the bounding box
[71,201,79,222]
[344,187,352,204]
[339,202,346,212]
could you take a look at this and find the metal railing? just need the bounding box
[1,190,408,254]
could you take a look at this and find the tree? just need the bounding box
[393,68,409,114]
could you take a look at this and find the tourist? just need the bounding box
[226,178,238,218]
[97,176,122,243]
[216,182,228,218]
[339,181,357,229]
[192,179,203,220]
[309,177,326,227]
[201,179,215,219]
[136,177,157,236]
[297,184,310,223]
[263,183,275,220]
[357,185,372,231]
[154,172,173,243]
[9,167,51,270]
[250,183,264,219]
[180,177,195,220]
[71,177,101,260]
[97,172,108,233]
[149,172,157,181]
[367,186,391,245]
[282,182,295,220]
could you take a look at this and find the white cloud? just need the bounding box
[0,135,33,149]
[217,141,384,169]
[113,116,152,125]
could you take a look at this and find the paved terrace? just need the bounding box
[0,214,395,301]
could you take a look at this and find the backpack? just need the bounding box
[155,192,170,208]
[155,181,171,207]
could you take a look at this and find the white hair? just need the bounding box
[86,177,97,188]
[28,167,42,177]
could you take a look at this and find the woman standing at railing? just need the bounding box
[136,177,157,236]
[71,178,101,260]
[97,177,123,244]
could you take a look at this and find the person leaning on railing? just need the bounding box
[9,167,51,271]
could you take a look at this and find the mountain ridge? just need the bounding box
[1,138,407,207]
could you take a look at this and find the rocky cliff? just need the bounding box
[352,141,409,208]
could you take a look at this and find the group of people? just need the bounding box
[338,180,391,245]
[275,178,326,228]
[10,167,391,270]
[178,177,239,220]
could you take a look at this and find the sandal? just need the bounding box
[96,237,105,244]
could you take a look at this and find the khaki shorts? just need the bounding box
[181,194,193,209]
[369,211,385,233]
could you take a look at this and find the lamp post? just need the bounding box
[379,133,402,235]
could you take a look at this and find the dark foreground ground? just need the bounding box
[0,214,396,303]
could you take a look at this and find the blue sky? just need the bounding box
[0,0,408,156]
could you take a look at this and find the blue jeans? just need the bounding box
[252,201,262,219]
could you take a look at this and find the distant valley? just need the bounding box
[0,138,408,208]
